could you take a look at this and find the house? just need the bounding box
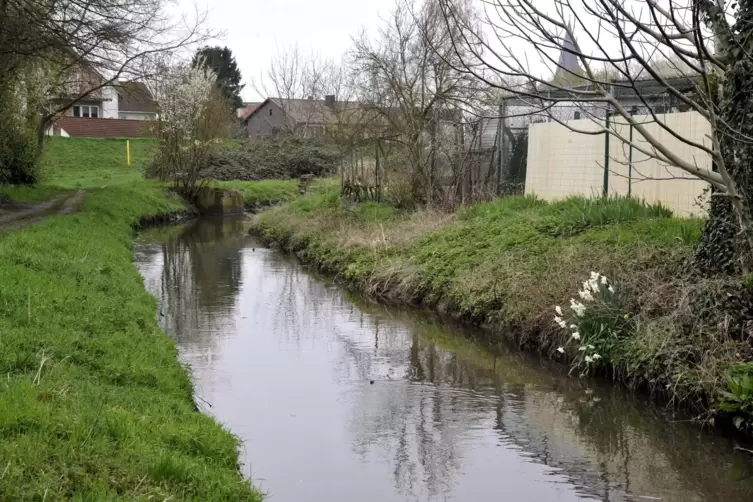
[236,102,261,137]
[115,81,157,120]
[49,59,158,137]
[246,95,370,139]
[62,80,156,121]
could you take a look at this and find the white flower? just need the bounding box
[570,299,586,316]
[579,290,594,301]
[592,354,602,360]
[608,285,615,294]
[557,347,565,354]
[588,279,600,292]
[555,306,563,316]
[579,346,587,351]
[590,271,599,280]
[571,332,581,340]
[585,355,594,363]
[554,316,567,329]
[587,344,595,349]
[600,276,608,285]
[570,324,578,330]
[582,281,590,291]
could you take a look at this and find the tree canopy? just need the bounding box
[192,46,245,109]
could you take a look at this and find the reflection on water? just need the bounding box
[135,217,753,502]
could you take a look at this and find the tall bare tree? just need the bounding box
[350,0,484,204]
[437,0,753,272]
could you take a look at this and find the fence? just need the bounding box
[525,111,711,217]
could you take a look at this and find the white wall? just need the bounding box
[525,111,711,217]
[102,86,119,119]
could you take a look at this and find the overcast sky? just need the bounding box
[188,0,397,102]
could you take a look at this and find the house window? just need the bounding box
[73,105,99,118]
[269,108,273,116]
[574,111,581,120]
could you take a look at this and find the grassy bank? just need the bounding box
[41,137,157,188]
[253,187,753,422]
[0,183,261,499]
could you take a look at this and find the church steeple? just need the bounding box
[555,29,582,79]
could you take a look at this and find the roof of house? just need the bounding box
[239,102,262,120]
[116,81,156,113]
[55,117,157,138]
[246,97,367,125]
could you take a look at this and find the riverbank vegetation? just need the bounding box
[0,183,262,500]
[253,187,753,428]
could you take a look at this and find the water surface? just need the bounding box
[135,217,753,502]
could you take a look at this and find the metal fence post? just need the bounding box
[603,111,610,197]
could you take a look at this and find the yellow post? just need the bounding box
[126,140,131,167]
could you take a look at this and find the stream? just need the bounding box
[134,216,753,502]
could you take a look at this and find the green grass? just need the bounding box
[0,183,261,500]
[0,184,69,203]
[254,189,749,418]
[41,137,157,188]
[215,179,299,209]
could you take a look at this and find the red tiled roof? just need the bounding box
[55,117,157,138]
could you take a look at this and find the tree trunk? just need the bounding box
[696,3,753,274]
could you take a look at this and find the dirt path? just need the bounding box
[0,190,85,232]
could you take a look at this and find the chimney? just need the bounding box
[324,94,336,108]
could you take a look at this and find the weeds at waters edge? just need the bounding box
[0,184,261,501]
[254,188,753,422]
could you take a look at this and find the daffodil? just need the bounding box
[572,332,581,340]
[570,299,586,316]
[608,285,615,294]
[555,306,563,316]
[600,275,608,285]
[592,354,602,360]
[557,347,565,354]
[585,355,594,363]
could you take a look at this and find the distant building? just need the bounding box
[245,96,344,138]
[115,81,157,120]
[49,60,157,137]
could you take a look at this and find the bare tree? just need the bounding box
[437,0,753,270]
[0,0,214,148]
[253,45,356,135]
[350,0,485,204]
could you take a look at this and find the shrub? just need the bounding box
[198,135,342,181]
[719,363,753,431]
[0,87,40,185]
[148,65,228,197]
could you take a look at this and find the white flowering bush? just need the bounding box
[554,272,633,375]
[150,64,231,195]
